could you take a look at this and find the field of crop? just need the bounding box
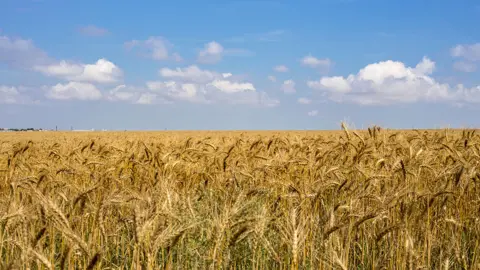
[1,126,479,269]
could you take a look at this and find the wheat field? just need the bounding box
[0,126,479,269]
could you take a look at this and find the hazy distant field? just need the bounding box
[1,127,479,269]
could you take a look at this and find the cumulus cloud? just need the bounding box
[77,25,109,37]
[145,65,278,106]
[0,86,21,104]
[136,93,158,105]
[301,55,332,70]
[159,65,221,83]
[106,84,172,105]
[146,78,255,102]
[45,82,102,100]
[34,58,123,84]
[0,35,51,68]
[0,34,123,98]
[197,41,224,64]
[451,43,480,61]
[307,56,480,105]
[125,36,181,61]
[297,97,311,104]
[307,110,318,117]
[451,43,480,73]
[453,84,480,104]
[145,79,272,105]
[281,80,296,93]
[196,41,252,64]
[413,56,435,75]
[209,80,255,93]
[274,65,288,72]
[146,81,175,91]
[309,76,351,93]
[146,81,201,101]
[0,85,37,104]
[107,85,140,102]
[109,81,278,107]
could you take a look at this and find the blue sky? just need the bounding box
[1,0,480,130]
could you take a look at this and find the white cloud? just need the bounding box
[195,41,251,64]
[125,36,181,61]
[159,65,221,83]
[413,56,435,75]
[197,41,224,64]
[35,61,83,77]
[147,81,200,101]
[0,86,21,104]
[146,79,263,104]
[107,85,140,102]
[274,65,288,72]
[45,82,102,100]
[355,57,435,85]
[146,79,272,105]
[451,43,480,61]
[180,83,199,98]
[451,43,479,73]
[268,75,276,82]
[209,80,255,93]
[147,65,277,106]
[34,58,122,84]
[281,80,296,93]
[453,85,480,104]
[104,64,278,107]
[0,35,51,68]
[78,25,109,37]
[308,56,480,105]
[112,91,137,102]
[297,97,311,104]
[308,76,352,93]
[146,81,176,91]
[136,93,158,105]
[0,85,36,104]
[453,61,477,73]
[107,84,172,105]
[307,110,318,117]
[301,55,332,69]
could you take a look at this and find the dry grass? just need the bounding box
[0,126,479,269]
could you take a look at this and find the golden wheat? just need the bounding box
[0,128,479,269]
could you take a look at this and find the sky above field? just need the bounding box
[1,0,480,130]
